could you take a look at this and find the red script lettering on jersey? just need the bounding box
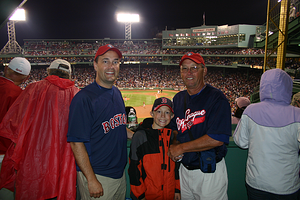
[176,109,206,132]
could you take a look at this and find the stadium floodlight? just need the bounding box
[117,13,139,23]
[0,8,26,55]
[117,13,140,45]
[9,8,26,21]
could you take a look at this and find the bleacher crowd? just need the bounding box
[1,42,299,70]
[2,56,299,69]
[0,65,261,114]
[22,39,274,57]
[0,42,299,114]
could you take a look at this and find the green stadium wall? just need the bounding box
[124,125,248,200]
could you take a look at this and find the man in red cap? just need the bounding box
[168,52,231,200]
[67,44,133,199]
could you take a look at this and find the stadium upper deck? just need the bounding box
[0,23,299,71]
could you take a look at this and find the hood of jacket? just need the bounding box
[137,118,153,131]
[45,75,75,89]
[259,68,293,105]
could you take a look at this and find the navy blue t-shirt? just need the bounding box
[67,82,127,179]
[170,84,231,166]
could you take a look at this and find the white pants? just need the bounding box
[179,159,228,200]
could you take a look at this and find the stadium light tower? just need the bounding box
[117,13,140,45]
[0,8,26,55]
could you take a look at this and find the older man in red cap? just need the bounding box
[168,52,231,200]
[67,44,133,199]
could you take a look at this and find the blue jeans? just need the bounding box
[246,183,300,200]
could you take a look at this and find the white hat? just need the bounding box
[8,57,31,75]
[48,59,72,73]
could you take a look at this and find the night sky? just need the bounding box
[0,0,268,49]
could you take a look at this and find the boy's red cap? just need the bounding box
[94,44,122,61]
[152,97,174,113]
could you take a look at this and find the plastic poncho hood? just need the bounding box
[259,68,293,104]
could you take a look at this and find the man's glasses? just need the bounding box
[180,65,201,73]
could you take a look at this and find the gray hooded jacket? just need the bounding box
[234,69,300,195]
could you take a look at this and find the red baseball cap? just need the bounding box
[179,52,205,66]
[94,44,122,61]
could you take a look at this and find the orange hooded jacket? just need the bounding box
[128,118,180,200]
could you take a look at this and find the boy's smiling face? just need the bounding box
[151,106,174,129]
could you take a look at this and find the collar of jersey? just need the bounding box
[95,81,113,95]
[190,84,206,99]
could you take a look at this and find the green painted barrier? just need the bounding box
[125,126,248,200]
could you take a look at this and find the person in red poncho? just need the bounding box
[0,57,31,200]
[0,57,31,154]
[0,59,80,200]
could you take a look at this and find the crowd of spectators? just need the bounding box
[23,40,280,56]
[167,56,300,68]
[1,40,299,71]
[116,66,182,89]
[162,48,269,55]
[1,40,299,114]
[23,41,163,56]
[23,40,274,56]
[0,65,262,114]
[0,40,298,71]
[23,48,272,57]
[2,56,299,70]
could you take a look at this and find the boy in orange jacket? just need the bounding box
[129,97,180,200]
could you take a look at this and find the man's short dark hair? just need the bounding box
[47,68,71,80]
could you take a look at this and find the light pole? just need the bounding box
[117,13,140,45]
[0,8,26,55]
